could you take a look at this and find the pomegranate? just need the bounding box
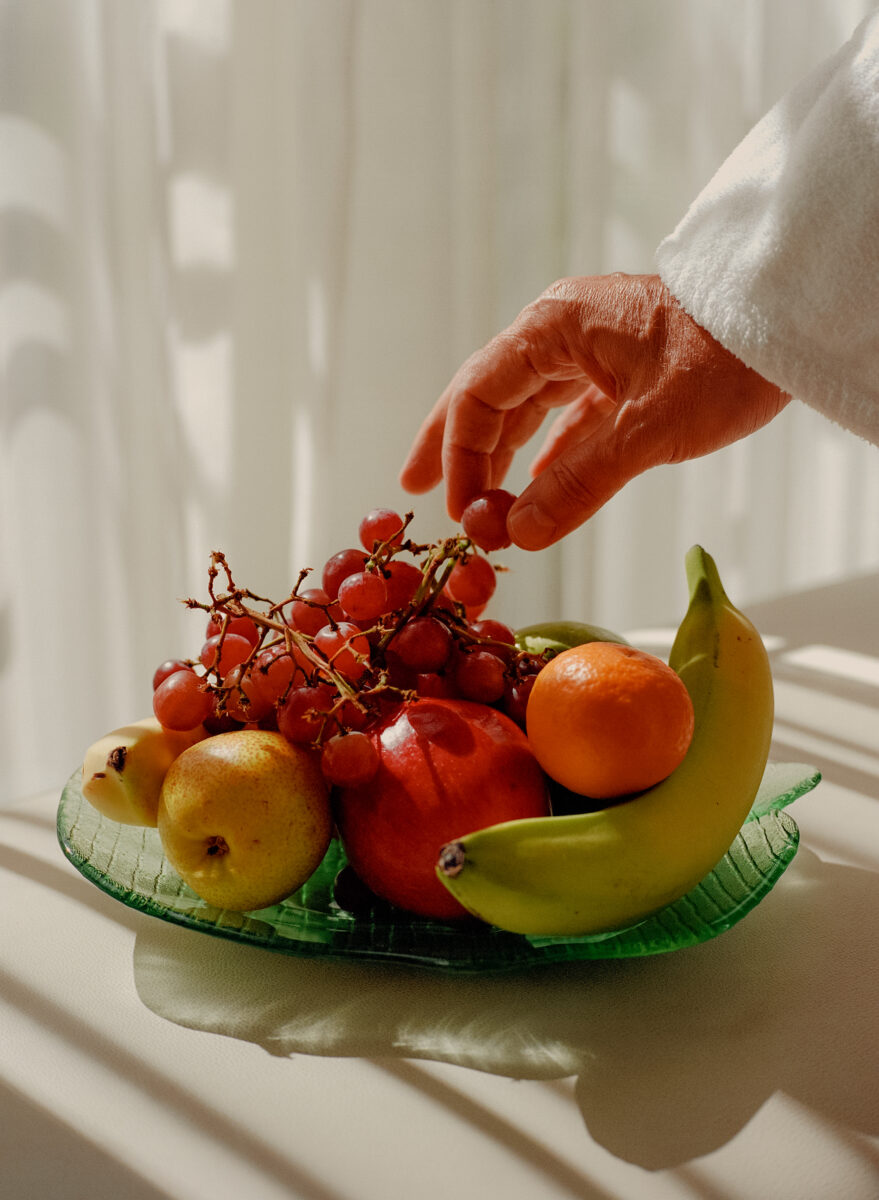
[333,698,550,920]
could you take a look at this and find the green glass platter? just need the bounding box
[57,762,819,973]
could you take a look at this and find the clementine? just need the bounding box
[525,641,694,799]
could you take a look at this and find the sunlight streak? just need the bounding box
[370,1059,616,1200]
[0,281,69,371]
[0,967,344,1200]
[307,275,329,379]
[168,173,234,269]
[290,404,315,573]
[0,116,67,228]
[772,679,878,755]
[780,644,879,689]
[158,0,232,54]
[173,330,234,489]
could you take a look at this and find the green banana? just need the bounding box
[436,545,774,936]
[82,717,207,827]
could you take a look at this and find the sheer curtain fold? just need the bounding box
[2,0,876,803]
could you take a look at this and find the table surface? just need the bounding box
[3,571,879,1200]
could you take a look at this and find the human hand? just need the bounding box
[400,274,790,549]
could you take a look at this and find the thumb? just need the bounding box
[506,430,637,550]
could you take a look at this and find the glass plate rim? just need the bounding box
[57,761,818,973]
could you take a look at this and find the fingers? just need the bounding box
[398,332,549,509]
[507,425,634,550]
[400,354,609,532]
[400,280,603,514]
[415,290,590,517]
[528,385,616,478]
[444,360,597,522]
[399,395,451,494]
[439,345,548,519]
[484,378,591,489]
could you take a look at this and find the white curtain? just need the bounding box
[3,0,877,805]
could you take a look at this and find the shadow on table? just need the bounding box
[0,1078,175,1200]
[133,845,879,1170]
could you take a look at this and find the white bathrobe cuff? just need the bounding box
[656,11,879,446]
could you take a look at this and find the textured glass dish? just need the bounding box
[57,761,819,973]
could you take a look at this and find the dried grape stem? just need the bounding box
[375,537,471,656]
[182,522,532,744]
[196,551,362,702]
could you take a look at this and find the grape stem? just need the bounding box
[180,523,535,744]
[188,552,363,708]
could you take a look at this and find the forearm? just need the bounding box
[656,11,879,446]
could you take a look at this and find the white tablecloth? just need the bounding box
[3,572,878,1200]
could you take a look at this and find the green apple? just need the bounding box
[515,619,628,660]
[82,717,207,827]
[157,729,332,911]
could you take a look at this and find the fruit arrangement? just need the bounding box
[79,495,775,938]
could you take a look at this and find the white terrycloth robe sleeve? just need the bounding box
[656,11,879,446]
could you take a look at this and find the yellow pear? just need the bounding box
[82,717,207,826]
[157,729,332,911]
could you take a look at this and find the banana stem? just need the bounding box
[684,544,728,607]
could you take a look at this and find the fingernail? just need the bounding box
[507,503,557,550]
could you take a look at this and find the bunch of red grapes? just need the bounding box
[151,490,540,789]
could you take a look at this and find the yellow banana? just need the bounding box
[82,717,207,826]
[436,545,774,936]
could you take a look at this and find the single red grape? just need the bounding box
[314,621,371,682]
[251,644,300,702]
[415,672,457,699]
[222,664,274,723]
[389,616,453,673]
[336,699,370,731]
[153,670,213,731]
[322,549,368,600]
[444,553,496,608]
[277,683,338,744]
[286,587,337,637]
[202,710,243,736]
[517,652,546,676]
[461,489,516,551]
[199,632,253,676]
[383,560,423,610]
[468,618,516,660]
[502,674,538,727]
[205,613,260,646]
[321,731,380,786]
[152,659,191,691]
[358,508,405,552]
[454,649,507,704]
[338,570,389,622]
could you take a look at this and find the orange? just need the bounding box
[525,641,694,799]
